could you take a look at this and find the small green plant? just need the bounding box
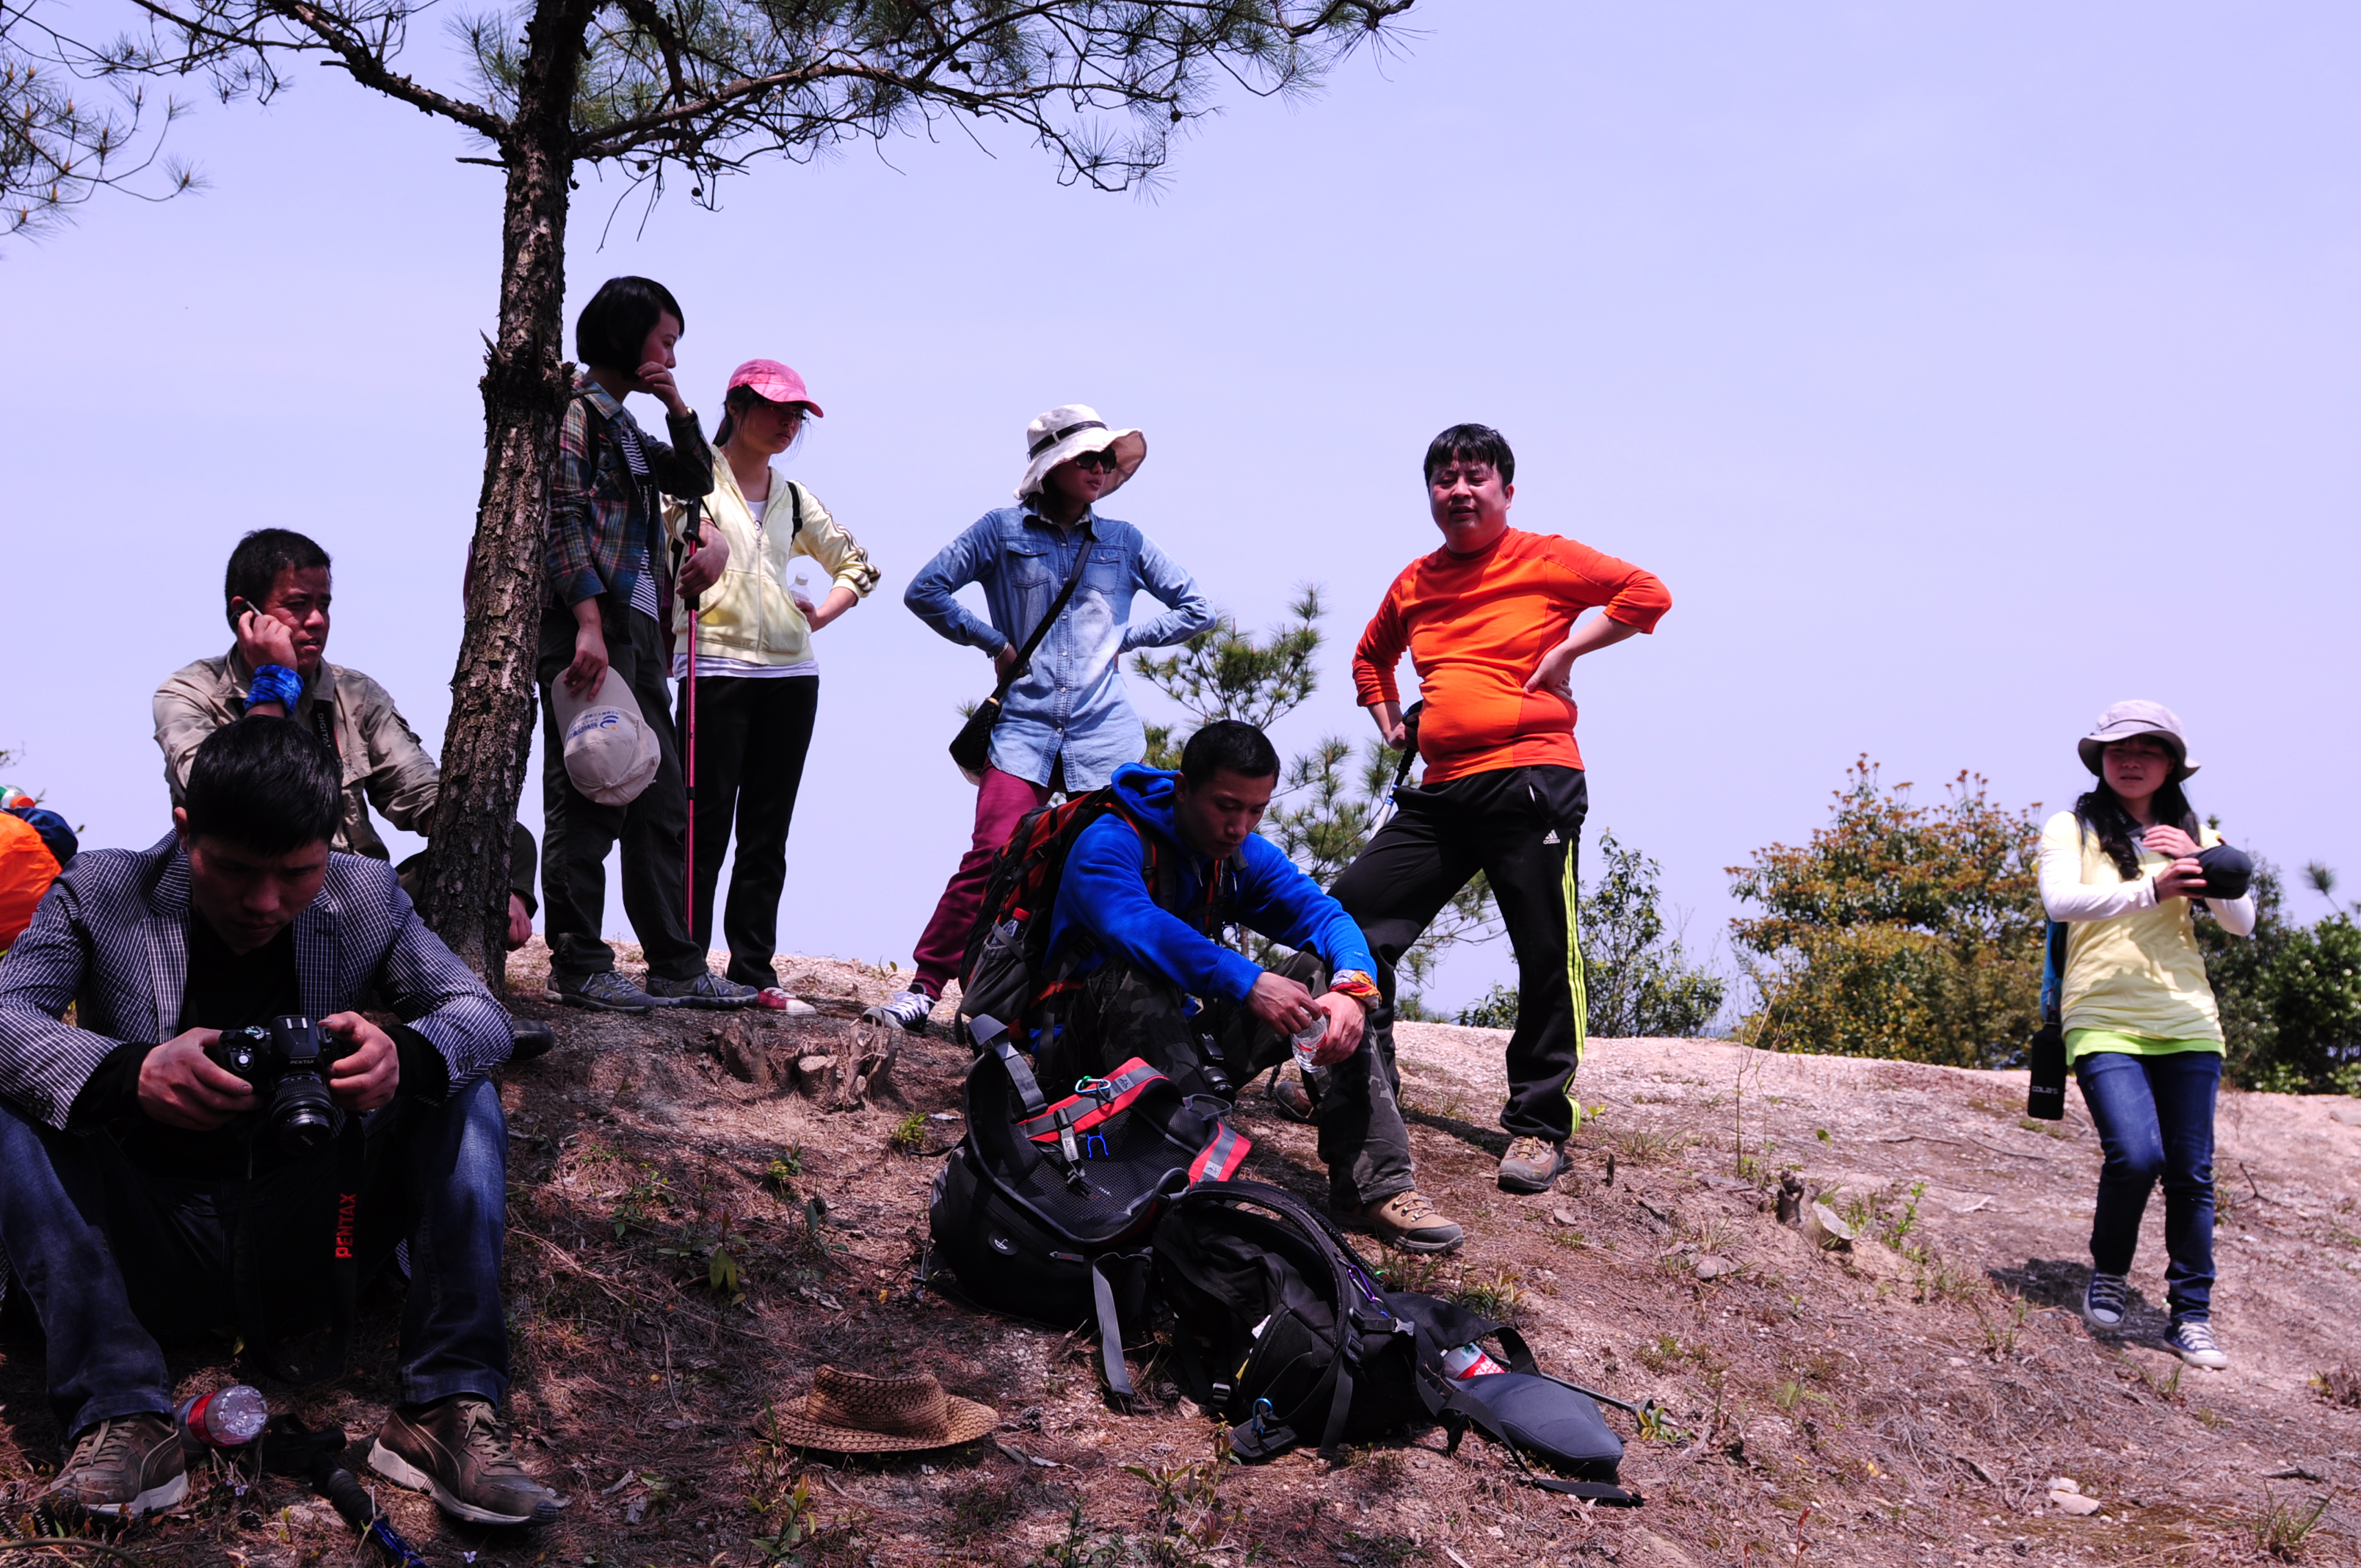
[750,1474,821,1564]
[1636,1404,1691,1445]
[2315,1365,2361,1409]
[1913,1254,1981,1304]
[764,1146,805,1195]
[887,1111,927,1154]
[1450,1265,1528,1323]
[2255,1486,2333,1561]
[1549,1229,1590,1252]
[1636,1333,1686,1374]
[612,1161,672,1238]
[1977,1294,2031,1358]
[1377,1247,1448,1295]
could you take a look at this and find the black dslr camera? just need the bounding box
[206,1015,355,1153]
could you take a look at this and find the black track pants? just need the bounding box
[675,674,820,989]
[1330,763,1590,1144]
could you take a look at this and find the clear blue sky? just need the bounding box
[4,1,2354,1015]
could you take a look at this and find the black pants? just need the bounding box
[1330,764,1589,1144]
[1035,951,1417,1209]
[675,674,820,989]
[535,600,704,984]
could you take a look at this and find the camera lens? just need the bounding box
[269,1072,337,1153]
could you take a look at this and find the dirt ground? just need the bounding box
[3,941,2357,1567]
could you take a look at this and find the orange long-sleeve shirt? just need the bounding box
[1352,527,1670,783]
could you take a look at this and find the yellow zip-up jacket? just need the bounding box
[663,448,880,667]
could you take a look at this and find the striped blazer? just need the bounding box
[0,832,511,1130]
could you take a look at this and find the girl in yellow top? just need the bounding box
[2038,700,2254,1370]
[665,360,880,1008]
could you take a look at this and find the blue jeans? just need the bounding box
[2074,1048,2220,1322]
[0,1078,511,1439]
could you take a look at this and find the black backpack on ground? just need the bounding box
[927,1021,1251,1398]
[1152,1180,1643,1502]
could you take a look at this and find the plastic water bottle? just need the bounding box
[1440,1343,1508,1381]
[175,1385,267,1448]
[1289,1017,1328,1073]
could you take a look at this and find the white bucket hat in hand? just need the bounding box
[549,668,661,806]
[1015,403,1146,500]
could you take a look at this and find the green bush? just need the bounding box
[2197,860,2361,1094]
[1728,758,2042,1068]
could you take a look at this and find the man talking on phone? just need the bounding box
[0,719,565,1525]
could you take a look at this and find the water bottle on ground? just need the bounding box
[175,1384,267,1448]
[1440,1342,1508,1380]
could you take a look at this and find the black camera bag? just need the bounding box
[927,1022,1250,1398]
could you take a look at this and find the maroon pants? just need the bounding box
[910,766,1052,997]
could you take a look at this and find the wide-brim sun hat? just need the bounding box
[727,358,824,418]
[1015,403,1145,500]
[766,1365,998,1454]
[2078,699,2199,783]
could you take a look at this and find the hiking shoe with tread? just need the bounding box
[369,1395,567,1525]
[1498,1136,1570,1194]
[866,987,933,1036]
[1266,1067,1316,1123]
[546,970,659,1014]
[646,971,759,1009]
[2167,1318,2227,1369]
[1362,1190,1465,1254]
[2082,1270,2129,1329]
[44,1413,186,1519]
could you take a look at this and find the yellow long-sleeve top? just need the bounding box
[664,447,880,671]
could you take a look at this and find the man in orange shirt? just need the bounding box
[1336,424,1670,1194]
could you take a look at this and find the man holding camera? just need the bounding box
[0,719,564,1524]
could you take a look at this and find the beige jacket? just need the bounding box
[153,652,440,861]
[664,449,880,667]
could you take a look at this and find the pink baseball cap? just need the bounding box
[725,358,824,418]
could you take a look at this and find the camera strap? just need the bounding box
[233,1116,365,1385]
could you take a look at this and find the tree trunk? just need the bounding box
[413,0,590,987]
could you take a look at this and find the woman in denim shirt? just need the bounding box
[872,404,1213,1034]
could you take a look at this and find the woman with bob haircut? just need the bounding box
[663,360,879,1010]
[2039,700,2255,1368]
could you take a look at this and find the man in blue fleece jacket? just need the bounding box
[1040,721,1462,1253]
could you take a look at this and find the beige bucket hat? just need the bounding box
[1015,403,1145,499]
[2078,699,2199,783]
[768,1366,999,1454]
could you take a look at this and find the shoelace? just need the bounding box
[453,1403,532,1477]
[2087,1274,2128,1314]
[2175,1321,2220,1353]
[1386,1192,1435,1222]
[1506,1137,1553,1164]
[70,1417,162,1473]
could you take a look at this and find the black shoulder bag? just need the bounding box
[949,531,1093,780]
[2025,919,2068,1120]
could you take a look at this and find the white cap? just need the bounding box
[548,669,659,806]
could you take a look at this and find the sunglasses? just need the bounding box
[1071,449,1120,473]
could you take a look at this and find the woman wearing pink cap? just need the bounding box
[662,359,879,1009]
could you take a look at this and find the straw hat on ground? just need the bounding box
[1015,403,1145,499]
[768,1366,998,1453]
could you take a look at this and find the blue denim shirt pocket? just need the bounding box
[1083,545,1131,595]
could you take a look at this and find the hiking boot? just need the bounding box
[44,1414,186,1519]
[507,1018,558,1063]
[1266,1067,1315,1123]
[755,988,818,1017]
[866,987,934,1036]
[2167,1318,2228,1370]
[1498,1136,1570,1194]
[1362,1191,1465,1254]
[369,1395,568,1526]
[2082,1271,2128,1329]
[646,971,758,1009]
[547,970,658,1014]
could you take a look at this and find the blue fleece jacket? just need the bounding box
[1044,764,1379,1006]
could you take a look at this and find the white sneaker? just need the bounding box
[2168,1318,2228,1369]
[2082,1271,2129,1329]
[865,987,933,1036]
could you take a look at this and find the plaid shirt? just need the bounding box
[0,834,511,1131]
[545,379,714,610]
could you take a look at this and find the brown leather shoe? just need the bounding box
[44,1413,186,1518]
[369,1395,567,1525]
[1362,1190,1465,1254]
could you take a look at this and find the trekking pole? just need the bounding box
[680,497,703,932]
[1366,700,1422,836]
